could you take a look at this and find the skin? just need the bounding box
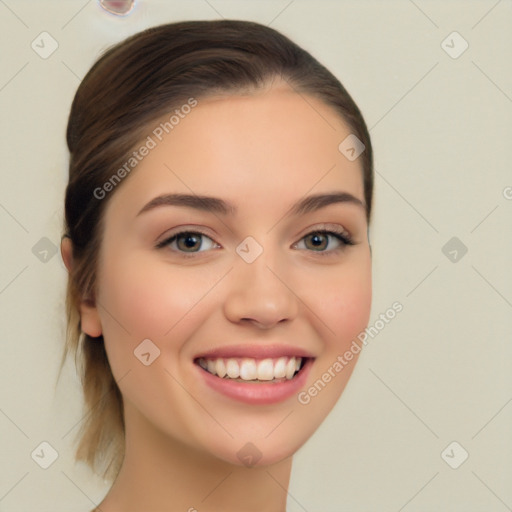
[61,81,372,512]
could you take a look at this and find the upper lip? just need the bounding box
[194,344,316,360]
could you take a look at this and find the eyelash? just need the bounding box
[156,227,355,258]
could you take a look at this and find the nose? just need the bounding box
[223,248,299,330]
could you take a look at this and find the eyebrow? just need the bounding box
[136,191,365,217]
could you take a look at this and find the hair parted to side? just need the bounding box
[59,19,374,482]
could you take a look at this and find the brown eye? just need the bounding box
[296,229,354,255]
[157,231,218,254]
[304,233,329,251]
[176,233,202,252]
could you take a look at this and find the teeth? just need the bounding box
[257,359,274,381]
[226,359,240,379]
[274,357,287,378]
[285,358,296,379]
[240,358,257,380]
[207,359,216,374]
[216,358,227,378]
[198,356,304,381]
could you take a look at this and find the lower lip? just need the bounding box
[196,358,314,405]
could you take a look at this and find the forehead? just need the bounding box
[106,86,365,220]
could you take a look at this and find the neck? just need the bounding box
[96,404,293,512]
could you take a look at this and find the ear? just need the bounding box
[60,235,73,273]
[61,236,103,338]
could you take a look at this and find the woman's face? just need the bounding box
[82,83,372,467]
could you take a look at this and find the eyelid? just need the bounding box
[292,224,354,256]
[155,226,217,249]
[155,223,355,254]
[298,222,352,240]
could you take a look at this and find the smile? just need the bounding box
[194,351,315,405]
[196,356,305,382]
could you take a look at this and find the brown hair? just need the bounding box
[59,18,374,481]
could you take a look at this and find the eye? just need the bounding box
[156,226,355,258]
[156,230,219,255]
[294,228,354,256]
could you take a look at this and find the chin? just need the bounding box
[195,427,311,469]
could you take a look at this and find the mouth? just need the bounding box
[195,355,308,383]
[193,352,315,404]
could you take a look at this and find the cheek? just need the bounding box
[98,254,208,339]
[317,260,372,348]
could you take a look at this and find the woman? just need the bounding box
[60,19,373,511]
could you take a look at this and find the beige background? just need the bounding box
[0,0,511,510]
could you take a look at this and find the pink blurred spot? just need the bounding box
[99,0,136,16]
